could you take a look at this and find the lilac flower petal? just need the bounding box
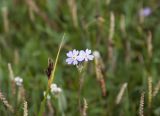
[73,49,79,55]
[66,58,72,62]
[88,55,94,60]
[77,50,85,61]
[139,7,151,17]
[143,8,151,16]
[80,50,85,54]
[66,58,73,64]
[73,60,78,65]
[67,51,73,57]
[86,49,91,54]
[77,56,84,61]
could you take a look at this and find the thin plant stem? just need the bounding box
[77,63,86,116]
[38,34,65,116]
[78,75,84,116]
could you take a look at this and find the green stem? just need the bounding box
[77,63,86,116]
[38,34,65,116]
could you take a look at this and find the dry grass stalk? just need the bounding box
[106,0,111,5]
[139,7,144,24]
[120,15,131,64]
[13,0,21,5]
[108,12,115,70]
[1,6,9,33]
[82,98,88,116]
[147,31,152,59]
[96,15,105,30]
[8,63,14,80]
[14,49,19,65]
[8,63,16,95]
[0,90,14,113]
[138,52,144,65]
[25,0,58,30]
[120,15,126,36]
[93,51,106,96]
[67,0,78,28]
[47,100,55,116]
[25,0,39,16]
[153,80,160,97]
[23,100,28,116]
[125,40,131,64]
[108,12,115,42]
[18,86,25,102]
[148,76,152,108]
[115,82,128,104]
[28,5,35,22]
[139,91,145,116]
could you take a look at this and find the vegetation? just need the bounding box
[0,0,160,116]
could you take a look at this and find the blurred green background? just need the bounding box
[0,0,160,116]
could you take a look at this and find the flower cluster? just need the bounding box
[66,49,94,65]
[14,76,23,86]
[43,83,62,100]
[50,83,62,95]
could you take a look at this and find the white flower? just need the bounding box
[14,76,23,86]
[50,83,57,89]
[43,91,51,100]
[56,88,62,93]
[50,83,62,95]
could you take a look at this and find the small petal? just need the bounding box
[88,55,94,60]
[79,50,85,54]
[73,49,79,55]
[67,51,73,57]
[77,56,84,61]
[57,88,62,92]
[86,49,91,54]
[66,58,73,64]
[51,83,57,88]
[84,58,88,61]
[77,50,85,61]
[73,60,78,65]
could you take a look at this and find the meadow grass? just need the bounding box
[0,0,160,116]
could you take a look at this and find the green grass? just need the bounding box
[0,0,160,116]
